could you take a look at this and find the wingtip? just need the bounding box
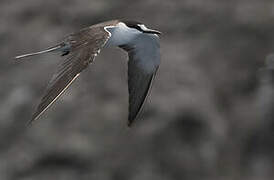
[127,120,133,127]
[14,54,32,60]
[127,115,136,127]
[26,110,43,127]
[14,55,23,59]
[26,118,35,127]
[26,115,38,127]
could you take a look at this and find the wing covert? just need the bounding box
[29,26,110,124]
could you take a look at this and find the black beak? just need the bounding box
[144,29,161,35]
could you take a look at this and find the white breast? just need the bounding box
[104,22,141,47]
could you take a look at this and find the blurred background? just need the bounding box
[1,0,274,179]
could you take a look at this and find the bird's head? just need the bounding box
[123,20,161,35]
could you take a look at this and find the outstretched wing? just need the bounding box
[29,25,111,125]
[122,34,160,126]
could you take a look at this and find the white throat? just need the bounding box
[104,22,141,47]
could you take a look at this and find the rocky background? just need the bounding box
[1,0,274,179]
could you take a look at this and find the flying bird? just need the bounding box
[15,20,161,126]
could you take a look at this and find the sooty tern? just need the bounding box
[15,20,161,126]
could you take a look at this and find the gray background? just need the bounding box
[1,0,274,179]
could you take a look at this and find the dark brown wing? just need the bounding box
[29,25,111,125]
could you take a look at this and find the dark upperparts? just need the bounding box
[122,20,144,31]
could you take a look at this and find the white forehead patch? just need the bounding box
[117,22,128,28]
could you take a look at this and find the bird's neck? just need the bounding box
[104,22,141,47]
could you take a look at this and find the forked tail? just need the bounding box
[15,45,62,59]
